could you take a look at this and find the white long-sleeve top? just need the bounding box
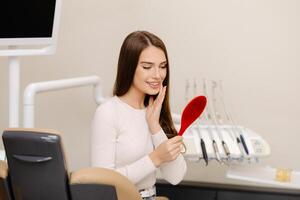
[91,96,187,190]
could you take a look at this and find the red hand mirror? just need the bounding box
[178,96,207,136]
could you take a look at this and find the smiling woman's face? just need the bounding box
[131,45,167,96]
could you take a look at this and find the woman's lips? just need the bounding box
[147,82,160,89]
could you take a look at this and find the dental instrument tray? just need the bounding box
[181,124,270,163]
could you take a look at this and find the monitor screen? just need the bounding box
[0,0,56,39]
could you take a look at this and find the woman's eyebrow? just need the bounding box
[140,61,154,65]
[140,60,167,65]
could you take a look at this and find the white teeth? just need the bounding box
[148,82,159,87]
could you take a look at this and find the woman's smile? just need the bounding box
[147,81,160,90]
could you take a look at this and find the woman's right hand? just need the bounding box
[146,85,166,134]
[149,136,184,167]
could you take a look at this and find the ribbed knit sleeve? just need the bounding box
[151,129,168,148]
[151,129,187,185]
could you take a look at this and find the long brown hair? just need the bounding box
[113,31,177,138]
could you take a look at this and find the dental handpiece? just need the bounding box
[196,120,208,165]
[230,128,245,157]
[202,81,225,161]
[203,79,230,159]
[193,78,208,165]
[217,95,245,156]
[212,115,230,159]
[211,81,235,142]
[217,108,244,157]
[217,80,249,156]
[204,111,222,163]
[211,81,233,158]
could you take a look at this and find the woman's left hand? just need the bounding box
[146,85,167,134]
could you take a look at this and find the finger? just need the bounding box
[154,86,166,109]
[169,136,183,144]
[156,83,165,101]
[160,86,167,103]
[166,140,184,152]
[153,84,163,107]
[148,96,154,106]
[180,143,186,153]
[165,139,181,151]
[169,142,184,152]
[171,141,184,151]
[170,146,182,159]
[158,85,166,103]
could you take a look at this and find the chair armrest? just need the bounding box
[0,161,8,179]
[156,197,169,200]
[0,161,14,200]
[70,167,141,200]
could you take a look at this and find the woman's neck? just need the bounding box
[118,87,145,109]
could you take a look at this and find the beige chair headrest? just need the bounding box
[70,167,142,200]
[4,128,61,136]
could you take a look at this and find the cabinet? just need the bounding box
[156,182,300,200]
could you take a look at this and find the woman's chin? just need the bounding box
[146,89,159,95]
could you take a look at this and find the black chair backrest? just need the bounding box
[2,129,70,200]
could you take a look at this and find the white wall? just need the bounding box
[1,0,299,188]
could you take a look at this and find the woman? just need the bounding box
[91,31,187,199]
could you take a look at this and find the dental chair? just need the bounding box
[2,129,169,200]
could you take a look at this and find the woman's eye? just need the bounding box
[160,65,167,69]
[142,66,151,69]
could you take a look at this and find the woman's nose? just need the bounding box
[153,67,160,78]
